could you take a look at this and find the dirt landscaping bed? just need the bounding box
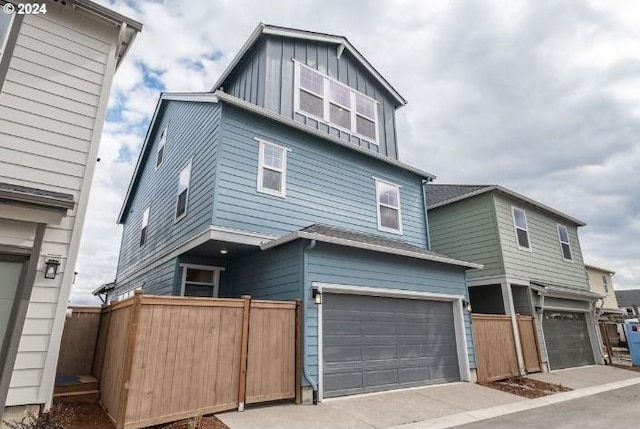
[2,400,229,429]
[480,376,572,399]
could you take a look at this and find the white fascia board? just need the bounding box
[215,91,436,180]
[209,225,276,246]
[584,264,616,275]
[261,230,483,269]
[532,284,604,301]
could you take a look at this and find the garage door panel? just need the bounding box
[323,293,460,398]
[542,310,595,370]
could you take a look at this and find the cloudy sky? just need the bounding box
[71,0,640,303]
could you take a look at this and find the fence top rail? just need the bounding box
[250,301,297,310]
[68,306,102,314]
[471,314,513,321]
[140,295,245,308]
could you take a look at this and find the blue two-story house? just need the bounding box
[111,24,482,401]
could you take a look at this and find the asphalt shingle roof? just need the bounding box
[426,184,490,207]
[616,290,640,307]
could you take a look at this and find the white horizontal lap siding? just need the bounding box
[4,4,118,407]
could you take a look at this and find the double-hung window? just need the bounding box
[295,62,379,144]
[511,207,531,250]
[556,224,573,261]
[156,127,167,169]
[175,161,191,221]
[257,139,288,198]
[180,265,224,297]
[602,275,609,293]
[139,206,149,247]
[0,6,14,61]
[376,179,402,234]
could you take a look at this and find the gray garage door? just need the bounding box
[322,293,460,398]
[542,310,595,370]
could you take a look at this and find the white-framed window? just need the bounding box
[0,5,14,60]
[294,61,379,144]
[139,206,150,247]
[375,178,402,234]
[156,127,167,169]
[257,139,288,198]
[602,275,609,293]
[175,160,192,221]
[180,264,224,297]
[556,224,573,261]
[511,207,531,250]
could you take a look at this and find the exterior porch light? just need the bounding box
[44,259,60,279]
[220,249,228,254]
[462,299,472,313]
[535,305,543,313]
[312,286,322,304]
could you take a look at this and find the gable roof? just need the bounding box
[261,223,483,270]
[426,184,586,226]
[585,264,616,275]
[212,23,407,106]
[616,289,640,307]
[117,92,435,224]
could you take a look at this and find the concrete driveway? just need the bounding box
[218,383,524,429]
[524,365,635,389]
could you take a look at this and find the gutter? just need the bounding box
[302,239,319,404]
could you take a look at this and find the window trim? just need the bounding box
[179,264,225,298]
[556,223,573,262]
[511,206,532,251]
[602,275,609,293]
[256,138,289,198]
[155,126,167,170]
[174,159,192,222]
[139,206,150,247]
[0,5,15,58]
[293,60,380,145]
[375,178,403,235]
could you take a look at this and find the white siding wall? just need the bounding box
[586,267,619,312]
[0,2,118,407]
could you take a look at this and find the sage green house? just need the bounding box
[427,184,604,372]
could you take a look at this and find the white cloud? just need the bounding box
[72,0,640,303]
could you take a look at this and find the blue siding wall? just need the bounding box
[114,101,222,296]
[214,104,428,247]
[113,257,178,297]
[303,243,475,385]
[228,242,302,300]
[225,39,267,108]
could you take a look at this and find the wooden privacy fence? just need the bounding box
[56,306,102,378]
[472,314,541,382]
[96,293,300,429]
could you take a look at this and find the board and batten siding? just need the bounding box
[427,193,503,279]
[227,241,302,300]
[494,194,589,290]
[0,5,119,406]
[223,35,400,159]
[303,243,475,385]
[114,101,222,297]
[214,104,428,247]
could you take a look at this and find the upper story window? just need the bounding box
[156,127,167,169]
[294,62,379,144]
[257,139,288,198]
[511,207,531,250]
[139,206,149,247]
[175,161,191,221]
[375,179,402,234]
[556,224,573,261]
[602,275,609,293]
[0,8,14,60]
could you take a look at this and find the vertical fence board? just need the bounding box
[517,316,542,373]
[472,314,519,382]
[56,307,102,377]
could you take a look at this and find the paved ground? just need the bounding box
[218,366,640,429]
[451,384,640,428]
[218,383,524,429]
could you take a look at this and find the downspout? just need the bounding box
[302,239,318,404]
[594,298,607,364]
[422,178,433,250]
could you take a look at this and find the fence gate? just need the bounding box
[472,314,519,382]
[517,315,541,373]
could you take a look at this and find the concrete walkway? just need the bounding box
[218,366,640,429]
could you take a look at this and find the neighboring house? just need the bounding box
[616,289,640,319]
[0,0,140,420]
[111,23,483,401]
[426,184,604,372]
[585,264,623,346]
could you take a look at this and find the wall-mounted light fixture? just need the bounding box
[462,299,472,313]
[312,286,322,304]
[220,249,228,255]
[44,259,60,279]
[535,305,543,313]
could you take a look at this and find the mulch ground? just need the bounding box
[611,363,640,373]
[32,400,229,429]
[479,376,572,399]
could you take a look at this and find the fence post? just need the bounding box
[116,291,142,429]
[238,295,251,412]
[294,299,302,404]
